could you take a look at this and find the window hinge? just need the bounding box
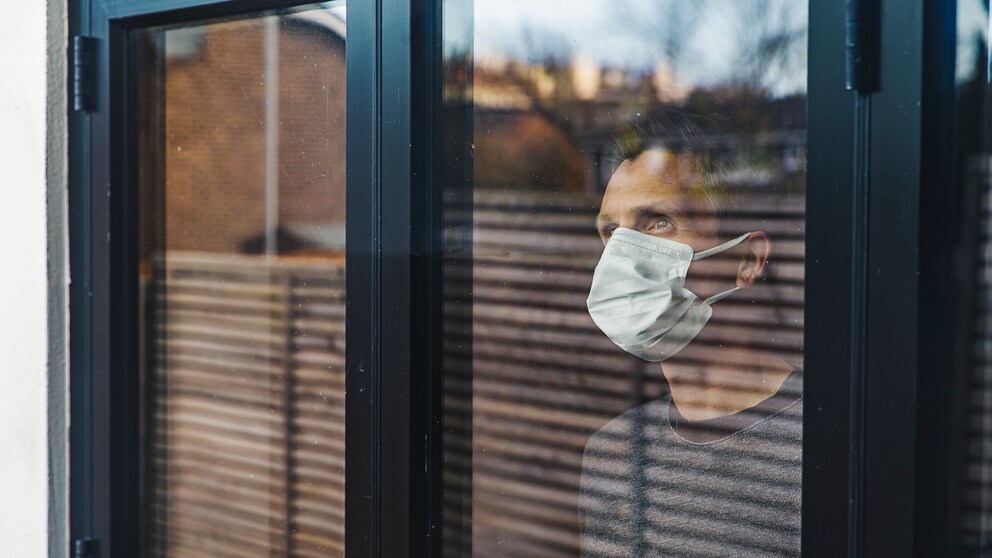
[73,35,97,112]
[845,0,879,92]
[73,538,97,558]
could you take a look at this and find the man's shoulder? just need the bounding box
[583,397,670,458]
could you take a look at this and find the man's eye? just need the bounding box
[648,218,672,230]
[603,225,617,238]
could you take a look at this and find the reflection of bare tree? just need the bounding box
[614,0,806,93]
[519,23,572,67]
[615,0,704,68]
[729,0,807,89]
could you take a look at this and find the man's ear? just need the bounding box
[736,231,771,288]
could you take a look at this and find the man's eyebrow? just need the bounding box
[594,214,614,228]
[632,202,682,220]
[634,207,676,220]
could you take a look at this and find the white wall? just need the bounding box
[0,0,67,556]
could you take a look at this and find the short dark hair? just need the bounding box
[608,109,729,162]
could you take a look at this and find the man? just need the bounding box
[579,111,803,557]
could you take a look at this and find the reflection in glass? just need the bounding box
[135,7,346,556]
[442,1,806,555]
[949,1,992,554]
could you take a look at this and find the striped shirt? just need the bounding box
[579,371,803,558]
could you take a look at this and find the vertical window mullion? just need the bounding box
[346,0,379,555]
[803,0,861,555]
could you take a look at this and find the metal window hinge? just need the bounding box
[73,35,97,112]
[73,538,97,558]
[845,0,880,92]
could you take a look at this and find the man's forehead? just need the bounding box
[598,187,684,220]
[627,148,700,179]
[632,148,687,175]
[598,163,704,220]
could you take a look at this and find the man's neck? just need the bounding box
[662,347,796,422]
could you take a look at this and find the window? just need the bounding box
[68,0,945,555]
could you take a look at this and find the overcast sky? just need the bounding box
[330,0,810,95]
[467,0,808,95]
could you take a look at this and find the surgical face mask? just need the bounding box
[586,227,751,362]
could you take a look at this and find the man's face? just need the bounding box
[597,149,718,249]
[596,148,732,299]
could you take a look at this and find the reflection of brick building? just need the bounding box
[140,13,346,258]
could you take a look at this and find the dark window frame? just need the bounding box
[803,1,858,554]
[67,2,398,556]
[66,0,946,556]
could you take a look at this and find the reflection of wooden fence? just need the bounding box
[462,191,805,558]
[143,191,804,558]
[957,172,992,550]
[145,254,345,558]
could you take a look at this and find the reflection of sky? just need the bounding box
[470,0,807,96]
[320,0,346,19]
[957,0,989,84]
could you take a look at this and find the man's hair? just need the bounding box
[606,109,736,221]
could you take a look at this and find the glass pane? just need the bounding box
[949,1,992,553]
[442,1,807,556]
[135,5,347,556]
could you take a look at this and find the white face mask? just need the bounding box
[586,227,751,362]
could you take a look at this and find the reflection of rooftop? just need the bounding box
[474,81,534,110]
[284,222,346,250]
[473,61,654,112]
[291,7,346,39]
[239,223,346,255]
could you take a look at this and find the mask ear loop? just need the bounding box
[691,232,752,305]
[704,286,741,305]
[691,232,751,261]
